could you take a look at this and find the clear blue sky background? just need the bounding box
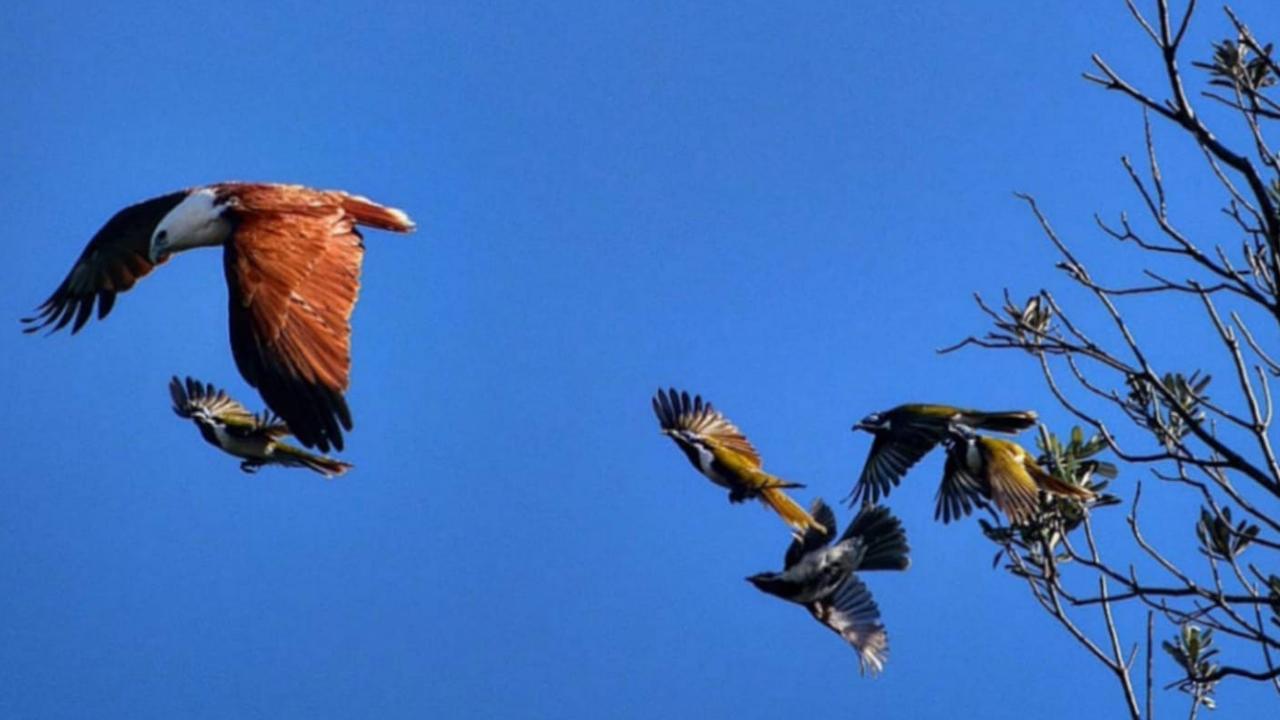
[2,1,1277,717]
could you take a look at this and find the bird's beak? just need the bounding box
[852,421,870,432]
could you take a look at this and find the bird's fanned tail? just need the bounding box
[842,505,911,572]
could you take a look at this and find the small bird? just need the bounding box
[169,376,351,478]
[938,428,1094,525]
[652,388,824,533]
[849,404,1038,506]
[747,499,910,676]
[24,183,417,451]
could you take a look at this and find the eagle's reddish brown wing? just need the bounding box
[220,185,371,452]
[23,191,188,334]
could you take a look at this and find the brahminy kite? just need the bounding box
[24,183,416,451]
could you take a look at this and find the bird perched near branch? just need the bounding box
[24,183,417,451]
[747,499,910,676]
[169,376,351,478]
[652,388,825,533]
[849,404,1038,506]
[938,428,1094,525]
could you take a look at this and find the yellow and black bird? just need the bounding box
[938,427,1094,525]
[652,388,824,533]
[170,376,351,478]
[849,404,1038,506]
[747,499,910,676]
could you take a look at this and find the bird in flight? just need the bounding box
[747,499,910,676]
[938,428,1095,525]
[23,182,416,451]
[848,404,1037,506]
[169,376,351,478]
[652,388,825,533]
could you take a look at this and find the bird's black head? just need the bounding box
[853,411,887,433]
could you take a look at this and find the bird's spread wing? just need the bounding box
[935,448,987,524]
[23,191,188,334]
[812,574,888,676]
[651,388,761,467]
[221,185,377,452]
[784,498,837,569]
[255,410,291,439]
[851,429,938,505]
[169,376,259,430]
[984,441,1042,525]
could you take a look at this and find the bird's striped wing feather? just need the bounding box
[23,191,187,334]
[935,449,987,523]
[813,574,888,676]
[851,430,938,505]
[222,185,367,452]
[169,376,258,429]
[220,184,413,451]
[984,441,1042,525]
[652,388,762,467]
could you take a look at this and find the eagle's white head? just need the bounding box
[149,188,232,263]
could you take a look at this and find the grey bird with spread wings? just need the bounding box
[747,499,910,675]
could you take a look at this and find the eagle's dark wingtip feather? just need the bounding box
[333,390,353,431]
[97,291,116,320]
[52,301,74,328]
[71,299,94,333]
[21,297,57,330]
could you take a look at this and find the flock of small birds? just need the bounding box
[653,389,1097,675]
[23,180,1100,679]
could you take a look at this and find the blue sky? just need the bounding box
[2,1,1277,717]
